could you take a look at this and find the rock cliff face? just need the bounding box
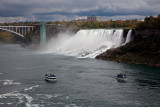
[133,29,160,40]
[96,29,160,68]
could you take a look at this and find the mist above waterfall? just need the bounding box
[44,29,125,58]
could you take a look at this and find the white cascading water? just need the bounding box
[122,30,132,46]
[45,29,124,58]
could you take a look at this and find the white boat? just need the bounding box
[116,73,127,82]
[45,72,56,82]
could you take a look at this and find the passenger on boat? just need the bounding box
[46,72,50,76]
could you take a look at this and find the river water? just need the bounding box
[0,43,160,107]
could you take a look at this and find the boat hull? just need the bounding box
[45,78,56,82]
[117,77,127,82]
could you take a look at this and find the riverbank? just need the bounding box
[96,48,160,68]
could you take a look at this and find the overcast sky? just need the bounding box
[0,0,160,22]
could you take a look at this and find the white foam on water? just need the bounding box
[0,85,40,107]
[53,94,60,98]
[24,85,39,91]
[37,93,61,99]
[0,92,34,107]
[44,29,125,58]
[3,80,21,86]
[45,94,53,99]
[0,103,12,105]
[0,73,2,75]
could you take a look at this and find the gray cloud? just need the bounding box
[0,0,160,22]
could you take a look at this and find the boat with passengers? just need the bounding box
[117,73,127,82]
[45,72,56,82]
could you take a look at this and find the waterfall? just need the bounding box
[122,30,132,46]
[45,29,124,58]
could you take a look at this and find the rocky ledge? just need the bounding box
[96,48,160,68]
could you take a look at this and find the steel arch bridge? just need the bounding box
[0,26,35,37]
[0,22,58,44]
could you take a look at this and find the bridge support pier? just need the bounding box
[40,21,46,45]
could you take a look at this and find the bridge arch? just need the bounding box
[0,28,24,37]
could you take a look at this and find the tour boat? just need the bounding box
[45,72,56,82]
[116,73,127,82]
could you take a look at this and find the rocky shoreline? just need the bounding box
[96,48,160,68]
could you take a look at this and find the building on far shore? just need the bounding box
[76,16,101,22]
[87,16,101,21]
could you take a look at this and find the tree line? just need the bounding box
[135,15,160,30]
